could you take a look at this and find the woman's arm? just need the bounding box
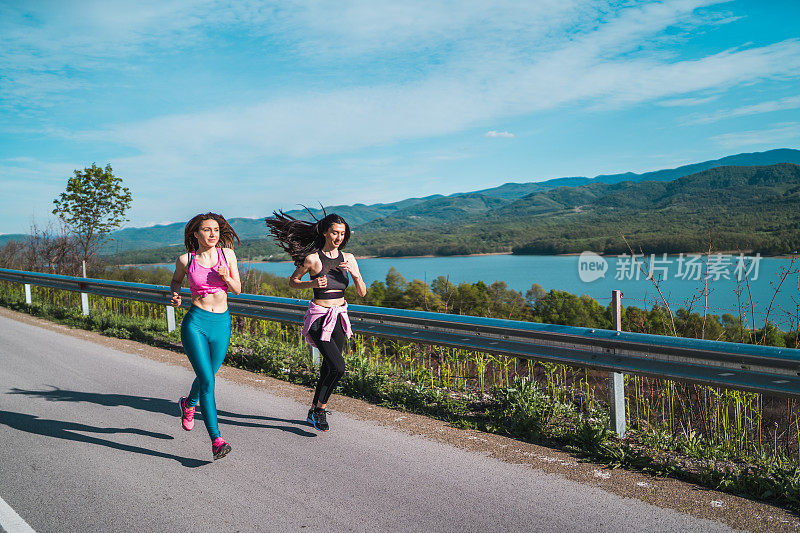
[170,254,189,307]
[218,248,242,295]
[341,253,367,297]
[289,254,327,290]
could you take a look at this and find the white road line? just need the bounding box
[0,495,36,533]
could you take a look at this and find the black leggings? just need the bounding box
[308,316,347,406]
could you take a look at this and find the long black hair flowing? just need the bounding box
[265,209,351,266]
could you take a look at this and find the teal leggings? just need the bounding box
[180,306,231,441]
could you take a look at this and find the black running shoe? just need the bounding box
[307,408,329,432]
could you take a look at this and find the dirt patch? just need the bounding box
[1,305,797,532]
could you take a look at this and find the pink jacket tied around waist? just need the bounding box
[302,301,352,348]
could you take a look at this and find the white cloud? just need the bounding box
[8,1,800,160]
[0,159,79,231]
[687,94,800,124]
[0,0,593,108]
[275,0,596,59]
[81,34,800,161]
[1,0,730,110]
[710,122,800,149]
[0,0,215,107]
[484,131,515,138]
[658,95,721,107]
[582,40,800,109]
[6,0,800,232]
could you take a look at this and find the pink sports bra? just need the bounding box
[187,248,229,297]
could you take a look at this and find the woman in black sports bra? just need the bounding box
[309,249,350,301]
[265,211,367,431]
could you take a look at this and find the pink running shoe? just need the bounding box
[178,397,195,431]
[212,437,231,460]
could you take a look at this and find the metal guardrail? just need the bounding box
[1,267,799,401]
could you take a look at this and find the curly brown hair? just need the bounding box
[184,213,241,252]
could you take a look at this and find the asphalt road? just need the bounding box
[0,315,740,533]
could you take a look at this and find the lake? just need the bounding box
[146,253,800,330]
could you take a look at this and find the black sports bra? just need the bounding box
[310,250,349,300]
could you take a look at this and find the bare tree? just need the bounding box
[620,233,678,336]
[0,239,24,269]
[18,221,80,275]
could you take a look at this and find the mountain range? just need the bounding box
[2,148,800,259]
[106,148,800,251]
[351,162,800,257]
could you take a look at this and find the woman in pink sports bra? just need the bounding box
[170,213,241,460]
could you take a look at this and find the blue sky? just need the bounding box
[1,0,799,234]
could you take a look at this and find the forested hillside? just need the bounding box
[356,164,800,257]
[96,148,800,257]
[109,163,800,263]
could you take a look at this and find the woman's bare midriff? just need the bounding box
[191,291,229,313]
[312,295,345,308]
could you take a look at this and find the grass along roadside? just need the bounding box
[0,285,798,515]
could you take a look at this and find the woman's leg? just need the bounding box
[310,318,347,407]
[205,312,232,437]
[181,310,209,411]
[180,310,228,441]
[207,313,232,377]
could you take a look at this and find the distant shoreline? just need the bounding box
[120,250,514,267]
[118,249,799,268]
[248,251,515,263]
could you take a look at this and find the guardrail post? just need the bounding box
[609,290,626,437]
[81,293,90,316]
[24,283,32,304]
[166,305,176,332]
[80,261,89,316]
[310,346,321,368]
